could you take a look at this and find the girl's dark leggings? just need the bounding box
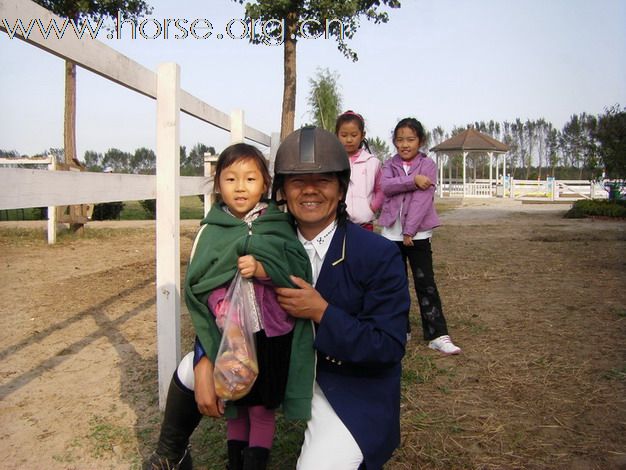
[395,239,449,341]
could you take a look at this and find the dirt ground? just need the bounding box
[0,198,624,470]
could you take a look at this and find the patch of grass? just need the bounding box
[87,415,135,459]
[602,367,626,382]
[52,437,82,465]
[402,351,453,386]
[190,412,304,469]
[0,227,46,244]
[119,196,204,220]
[454,313,489,335]
[0,207,45,221]
[188,417,227,467]
[435,198,463,215]
[180,196,204,220]
[120,201,148,220]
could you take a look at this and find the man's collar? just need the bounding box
[297,220,337,261]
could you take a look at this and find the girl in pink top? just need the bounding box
[335,110,384,231]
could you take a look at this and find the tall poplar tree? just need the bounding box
[33,0,151,166]
[594,105,626,180]
[307,68,342,132]
[234,0,401,139]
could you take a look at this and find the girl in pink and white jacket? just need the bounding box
[335,110,384,231]
[379,117,461,355]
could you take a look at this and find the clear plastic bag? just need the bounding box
[213,272,260,401]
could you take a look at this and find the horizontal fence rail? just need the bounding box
[0,169,207,209]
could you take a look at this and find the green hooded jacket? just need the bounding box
[184,201,315,419]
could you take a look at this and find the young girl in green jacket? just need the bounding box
[144,143,314,470]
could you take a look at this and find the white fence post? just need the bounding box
[203,153,218,216]
[269,132,281,178]
[155,62,181,410]
[231,109,245,144]
[47,157,56,244]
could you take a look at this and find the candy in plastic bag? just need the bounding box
[213,273,259,401]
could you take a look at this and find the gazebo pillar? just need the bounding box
[495,154,499,180]
[438,154,444,197]
[489,152,494,196]
[462,151,467,197]
[446,153,452,197]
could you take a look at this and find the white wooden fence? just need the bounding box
[438,178,609,201]
[0,0,279,409]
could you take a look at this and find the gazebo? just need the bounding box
[430,128,509,197]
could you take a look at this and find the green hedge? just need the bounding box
[564,199,626,218]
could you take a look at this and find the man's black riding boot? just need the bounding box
[242,447,270,470]
[226,439,248,470]
[143,374,202,470]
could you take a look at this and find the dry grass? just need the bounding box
[0,205,624,469]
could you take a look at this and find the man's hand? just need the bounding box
[403,234,414,246]
[275,276,328,324]
[414,174,433,190]
[193,356,224,417]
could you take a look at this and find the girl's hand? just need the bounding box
[403,235,414,246]
[414,174,433,190]
[238,255,267,278]
[275,276,328,324]
[194,357,224,417]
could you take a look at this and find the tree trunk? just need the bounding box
[64,60,77,165]
[280,12,298,140]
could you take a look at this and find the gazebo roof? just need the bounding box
[430,128,509,153]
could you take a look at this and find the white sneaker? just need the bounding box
[428,335,461,355]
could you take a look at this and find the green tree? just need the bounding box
[101,148,132,173]
[132,147,156,174]
[83,150,103,171]
[368,136,391,161]
[32,0,151,166]
[594,104,626,180]
[182,143,216,176]
[234,0,400,139]
[0,149,20,158]
[546,127,561,176]
[307,68,342,132]
[560,113,599,178]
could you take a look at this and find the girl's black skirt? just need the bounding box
[232,329,293,410]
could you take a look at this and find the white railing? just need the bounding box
[464,182,492,197]
[507,179,608,201]
[0,0,278,408]
[438,177,609,201]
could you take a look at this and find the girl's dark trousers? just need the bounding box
[395,239,449,341]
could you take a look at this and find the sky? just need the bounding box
[1,0,625,158]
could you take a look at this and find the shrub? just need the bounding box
[139,199,156,219]
[564,199,626,219]
[92,202,124,220]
